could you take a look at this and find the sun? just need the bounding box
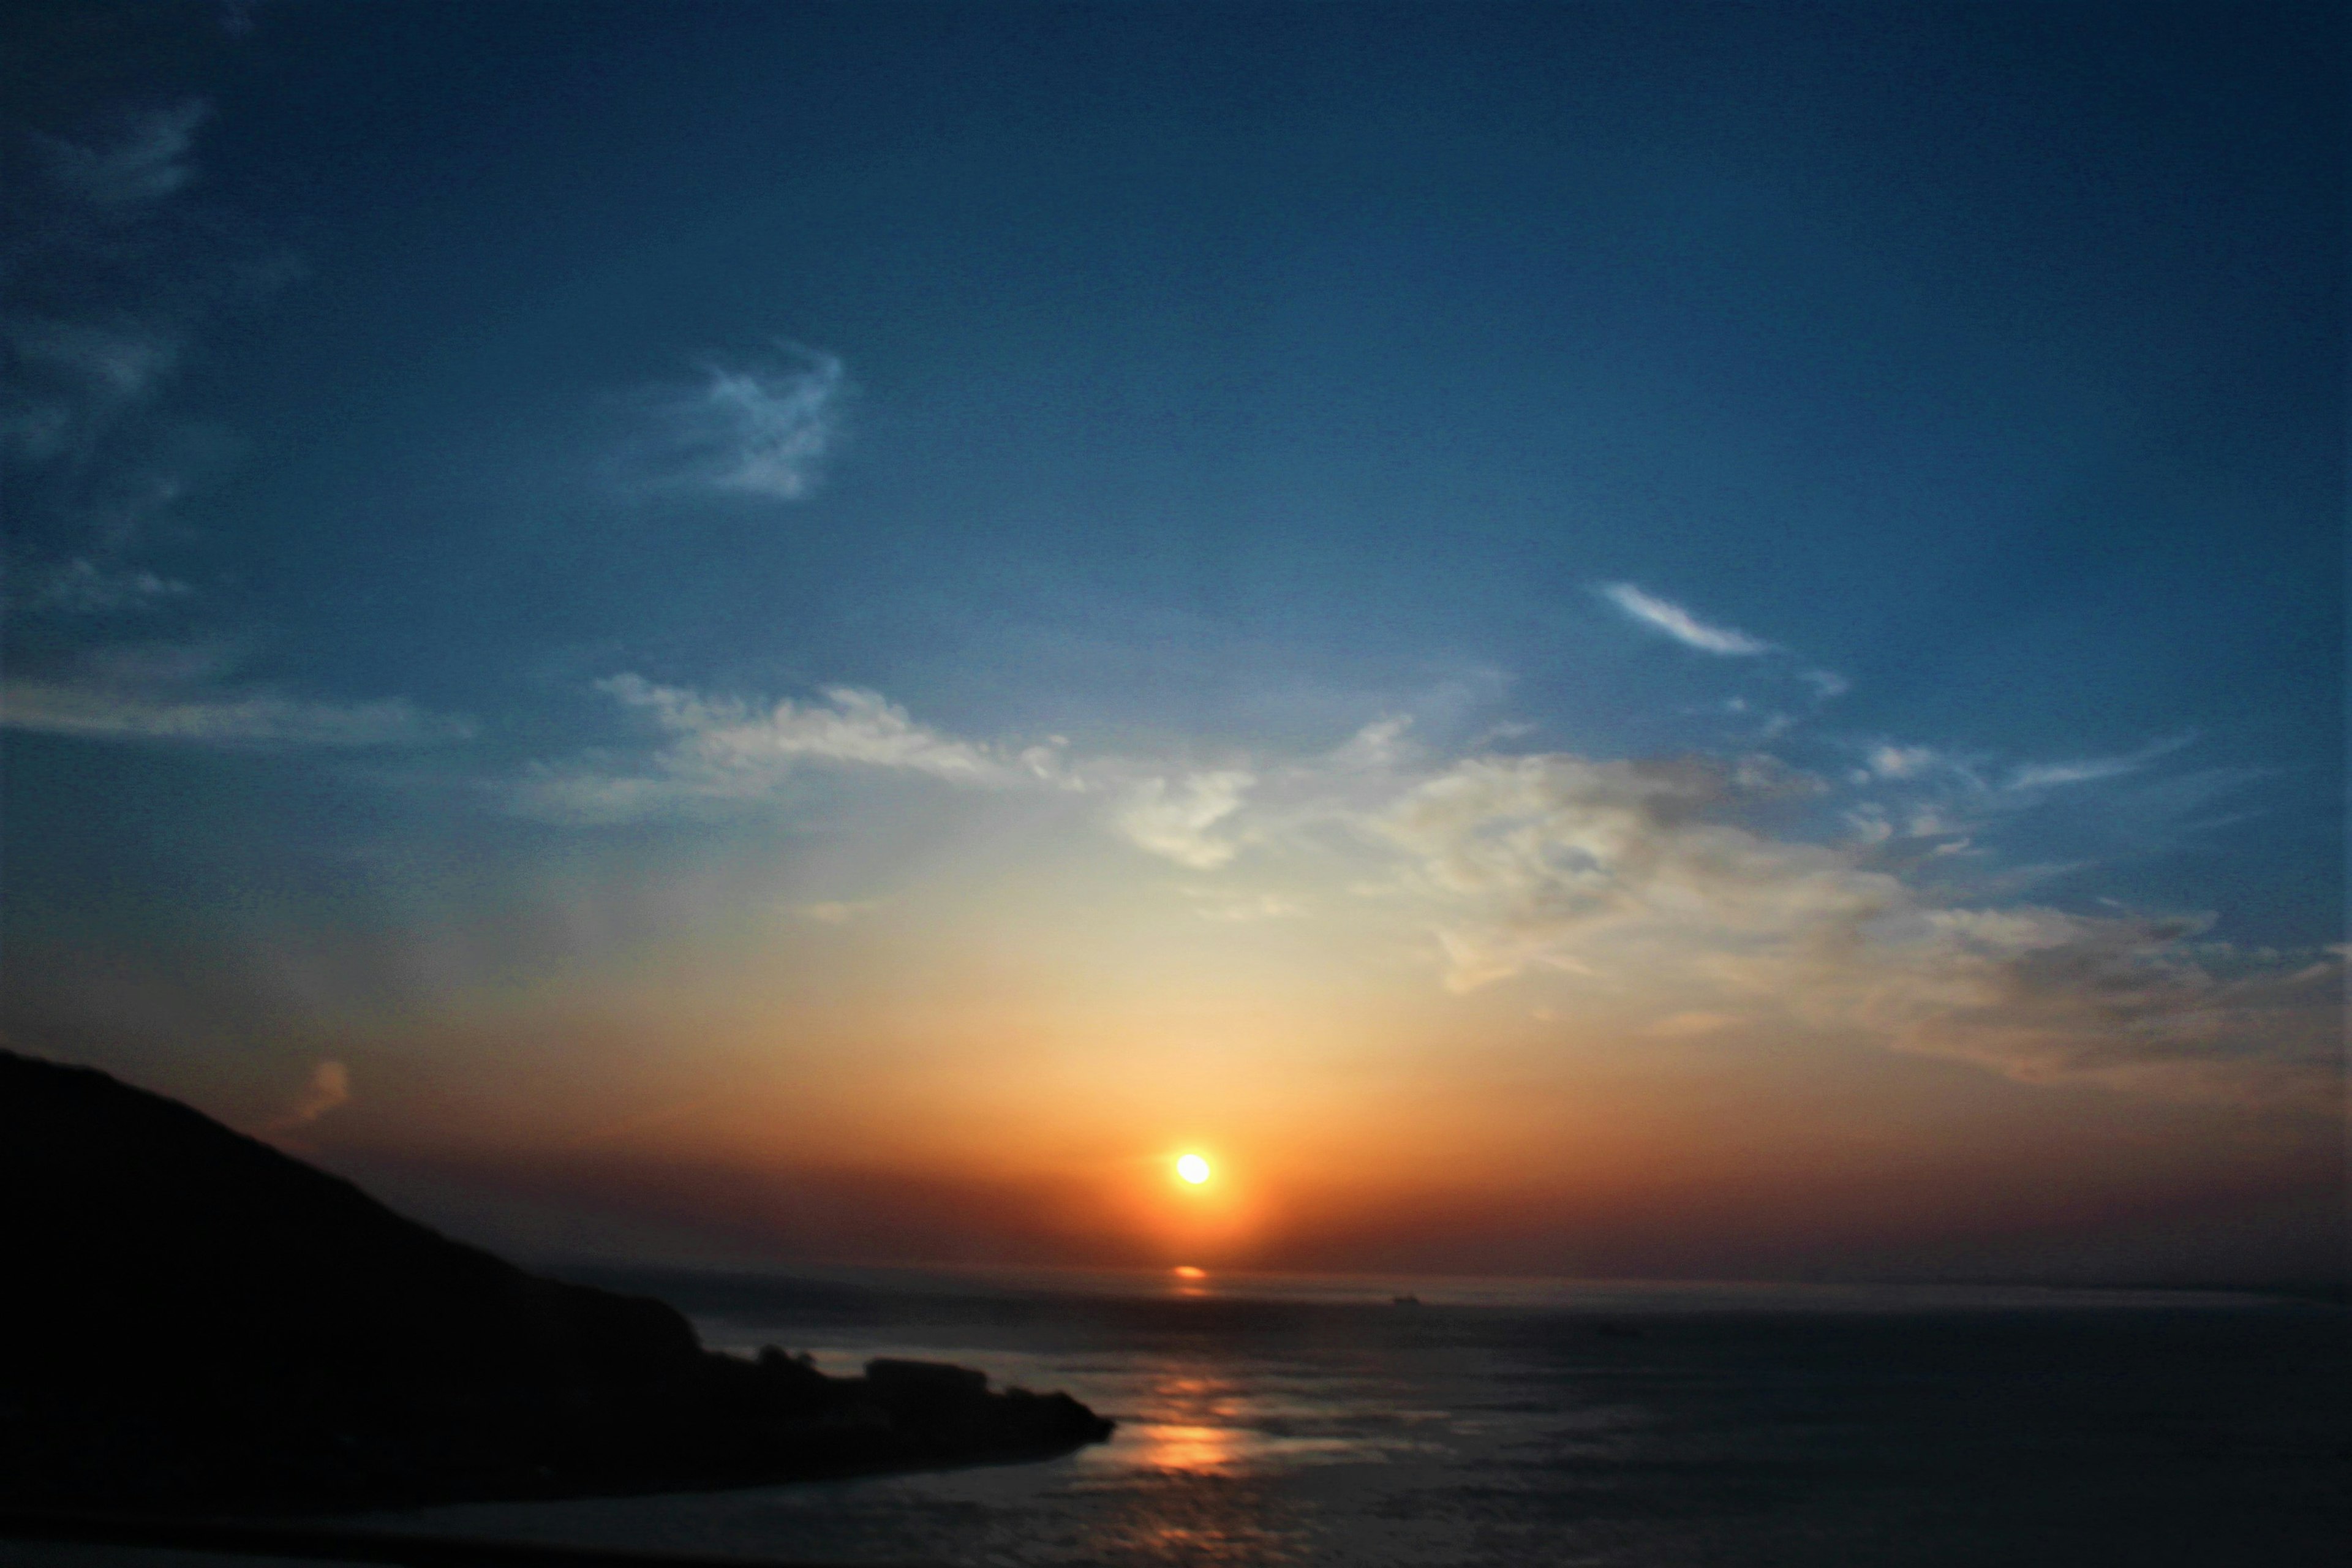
[1175,1153,1212,1185]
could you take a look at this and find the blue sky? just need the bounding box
[2,2,2341,1280]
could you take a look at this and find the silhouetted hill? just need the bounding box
[0,1049,1112,1512]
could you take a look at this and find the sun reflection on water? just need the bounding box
[1135,1421,1243,1472]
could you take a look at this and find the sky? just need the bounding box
[2,1,2342,1287]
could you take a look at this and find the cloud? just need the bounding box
[1113,771,1254,869]
[0,679,476,748]
[2007,735,2192,791]
[1856,911,2342,1104]
[34,558,193,613]
[4,97,290,618]
[1599,582,1774,655]
[1325,715,1415,772]
[1800,668,1851,699]
[795,900,883,925]
[1188,890,1308,922]
[1377,753,1896,990]
[513,676,1015,822]
[605,673,1005,780]
[1645,1011,1741,1038]
[1866,744,1942,780]
[1366,747,2337,1104]
[616,342,845,502]
[502,669,2324,1106]
[269,1060,351,1131]
[32,102,209,210]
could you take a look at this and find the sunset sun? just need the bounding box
[1175,1154,1212,1186]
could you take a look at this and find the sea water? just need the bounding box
[361,1266,2345,1567]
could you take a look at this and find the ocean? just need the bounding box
[6,1267,2343,1567]
[385,1266,2342,1567]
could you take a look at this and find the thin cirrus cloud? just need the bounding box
[31,100,209,210]
[2007,734,2195,791]
[0,678,475,748]
[1599,582,1775,655]
[6,97,295,620]
[37,559,193,613]
[518,673,1264,873]
[511,674,1045,823]
[612,343,846,502]
[0,642,473,749]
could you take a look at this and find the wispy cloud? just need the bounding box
[1189,890,1308,922]
[268,1060,351,1131]
[794,899,884,925]
[0,679,475,748]
[513,675,1017,822]
[605,673,1005,780]
[35,558,193,613]
[614,342,845,502]
[4,97,290,617]
[1365,748,2335,1104]
[2007,735,2193,791]
[1599,582,1774,655]
[1866,744,1943,780]
[1800,668,1850,699]
[1112,771,1255,869]
[1,641,473,750]
[31,102,208,210]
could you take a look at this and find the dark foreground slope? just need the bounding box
[0,1049,1112,1512]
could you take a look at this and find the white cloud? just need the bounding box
[618,342,845,502]
[513,676,1014,822]
[2007,736,2192,791]
[1365,747,2336,1103]
[1844,805,1895,844]
[0,679,475,748]
[1378,753,1899,991]
[1599,582,1774,655]
[604,674,1005,780]
[1113,771,1254,869]
[1868,744,1942,779]
[1325,715,1414,772]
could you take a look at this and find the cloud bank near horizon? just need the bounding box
[489,667,2339,1109]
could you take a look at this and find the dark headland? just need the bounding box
[0,1048,1113,1513]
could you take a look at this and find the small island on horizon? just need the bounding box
[0,1047,1114,1515]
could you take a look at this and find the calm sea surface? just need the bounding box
[376,1266,2343,1567]
[5,1267,2342,1567]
